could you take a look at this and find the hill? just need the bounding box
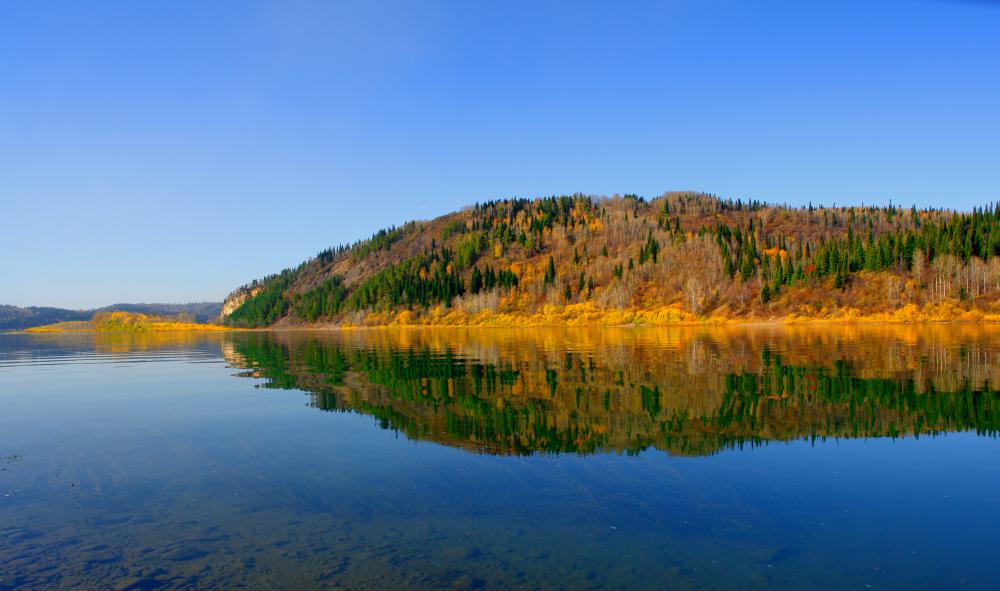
[24,311,228,333]
[1,302,222,331]
[222,192,1000,327]
[94,302,222,323]
[0,305,90,331]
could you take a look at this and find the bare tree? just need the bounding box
[886,276,903,307]
[930,255,960,303]
[912,249,927,287]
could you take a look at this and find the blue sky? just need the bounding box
[2,0,999,308]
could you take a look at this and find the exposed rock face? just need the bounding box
[221,287,259,318]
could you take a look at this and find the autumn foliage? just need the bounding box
[26,311,228,333]
[223,192,1000,327]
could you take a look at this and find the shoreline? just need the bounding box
[17,302,1000,333]
[21,319,1000,334]
[264,302,1000,330]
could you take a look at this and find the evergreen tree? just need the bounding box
[470,266,484,294]
[544,256,557,285]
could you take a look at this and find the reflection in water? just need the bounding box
[223,327,1000,456]
[2,327,1000,590]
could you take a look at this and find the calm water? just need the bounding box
[2,327,999,590]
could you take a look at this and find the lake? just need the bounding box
[1,326,999,590]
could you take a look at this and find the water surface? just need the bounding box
[2,327,999,589]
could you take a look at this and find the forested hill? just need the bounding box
[222,192,1000,327]
[1,302,222,331]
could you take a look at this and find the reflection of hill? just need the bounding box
[224,327,1000,456]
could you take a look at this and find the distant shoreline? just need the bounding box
[21,311,229,334]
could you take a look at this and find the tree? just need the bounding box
[544,256,557,285]
[470,266,484,294]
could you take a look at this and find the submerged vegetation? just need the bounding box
[223,193,1000,327]
[224,327,1000,456]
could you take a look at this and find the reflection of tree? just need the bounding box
[224,328,1000,457]
[8,331,226,360]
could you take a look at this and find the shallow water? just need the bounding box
[2,326,999,590]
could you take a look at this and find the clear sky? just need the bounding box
[2,0,999,308]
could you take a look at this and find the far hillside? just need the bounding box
[0,302,222,331]
[24,311,227,333]
[0,306,90,331]
[222,192,1000,327]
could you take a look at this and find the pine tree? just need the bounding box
[470,266,483,294]
[544,256,556,285]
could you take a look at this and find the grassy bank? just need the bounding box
[281,300,1000,329]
